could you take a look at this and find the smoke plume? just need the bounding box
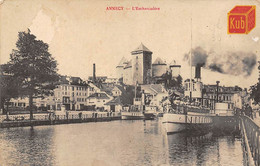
[184,47,208,67]
[184,47,257,77]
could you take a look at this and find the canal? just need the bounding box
[0,118,246,166]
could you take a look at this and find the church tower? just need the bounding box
[131,43,152,85]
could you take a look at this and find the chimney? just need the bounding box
[216,81,220,102]
[195,65,201,79]
[93,63,96,83]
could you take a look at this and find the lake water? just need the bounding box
[0,118,245,166]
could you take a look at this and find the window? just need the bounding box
[72,87,74,91]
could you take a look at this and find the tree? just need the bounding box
[0,64,19,115]
[3,29,59,120]
[250,83,260,105]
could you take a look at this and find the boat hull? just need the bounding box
[144,113,156,120]
[121,112,144,120]
[162,113,213,134]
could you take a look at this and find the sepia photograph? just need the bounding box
[0,0,260,165]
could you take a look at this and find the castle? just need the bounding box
[116,43,181,85]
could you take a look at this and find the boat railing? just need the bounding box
[170,105,210,114]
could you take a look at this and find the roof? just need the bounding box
[105,96,123,106]
[107,85,134,105]
[131,43,152,53]
[60,76,87,86]
[100,83,114,96]
[117,57,128,67]
[114,85,126,92]
[87,92,110,99]
[169,60,181,67]
[124,60,132,69]
[141,84,166,95]
[153,57,166,65]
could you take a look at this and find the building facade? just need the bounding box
[116,43,181,86]
[131,43,153,85]
[54,76,89,111]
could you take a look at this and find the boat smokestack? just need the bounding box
[93,63,96,83]
[195,65,201,79]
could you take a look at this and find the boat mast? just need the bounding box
[189,17,193,104]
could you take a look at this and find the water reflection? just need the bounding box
[0,119,245,166]
[0,126,56,166]
[166,130,244,166]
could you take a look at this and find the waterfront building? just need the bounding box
[86,92,113,111]
[54,76,88,111]
[104,85,134,112]
[104,97,123,112]
[111,85,125,97]
[140,84,167,111]
[88,82,102,96]
[8,95,56,111]
[183,65,243,109]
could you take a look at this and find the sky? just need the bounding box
[1,0,260,88]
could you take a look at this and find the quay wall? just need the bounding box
[0,112,121,128]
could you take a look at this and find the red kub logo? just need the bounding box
[228,6,256,34]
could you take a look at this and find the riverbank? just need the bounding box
[0,111,121,128]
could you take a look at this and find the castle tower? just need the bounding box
[169,60,181,78]
[152,57,167,77]
[116,57,128,79]
[131,43,152,85]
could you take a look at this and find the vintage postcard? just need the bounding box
[0,0,260,165]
